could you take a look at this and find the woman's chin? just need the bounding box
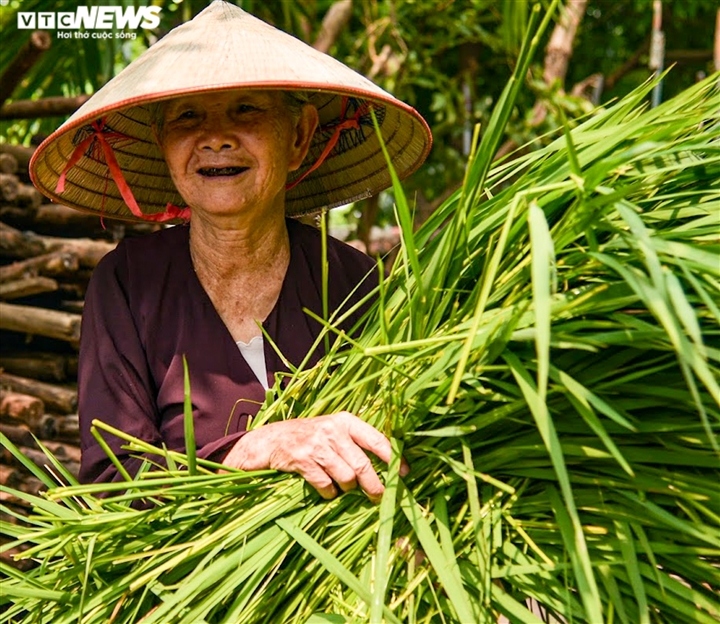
[189,199,282,224]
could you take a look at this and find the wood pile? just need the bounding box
[0,142,159,569]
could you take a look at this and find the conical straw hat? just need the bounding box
[30,0,432,223]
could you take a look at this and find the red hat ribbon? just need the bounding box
[286,97,373,192]
[56,118,191,223]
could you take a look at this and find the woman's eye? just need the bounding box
[177,109,197,120]
[236,104,258,114]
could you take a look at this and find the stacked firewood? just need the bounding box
[0,142,159,568]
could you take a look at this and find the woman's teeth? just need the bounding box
[198,167,246,177]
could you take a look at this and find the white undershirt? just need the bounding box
[236,335,269,390]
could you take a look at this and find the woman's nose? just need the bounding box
[198,114,238,151]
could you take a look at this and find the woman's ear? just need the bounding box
[288,104,319,171]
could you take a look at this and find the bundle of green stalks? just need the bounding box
[2,14,720,624]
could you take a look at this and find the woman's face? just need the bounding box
[157,90,317,223]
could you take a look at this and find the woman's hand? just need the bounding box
[223,411,408,501]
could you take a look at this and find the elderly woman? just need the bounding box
[30,2,431,501]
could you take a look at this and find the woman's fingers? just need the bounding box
[222,411,409,501]
[344,412,411,477]
[344,413,393,463]
[331,435,385,500]
[315,454,358,494]
[299,462,339,500]
[307,452,381,501]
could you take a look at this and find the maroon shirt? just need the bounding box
[78,219,377,483]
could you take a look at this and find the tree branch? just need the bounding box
[313,0,353,54]
[543,0,588,88]
[605,36,650,90]
[0,31,52,109]
[0,95,90,120]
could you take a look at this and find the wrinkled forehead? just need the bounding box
[151,89,310,126]
[164,89,282,113]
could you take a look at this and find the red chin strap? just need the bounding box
[56,118,191,223]
[285,97,372,192]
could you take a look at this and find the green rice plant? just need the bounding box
[1,19,719,624]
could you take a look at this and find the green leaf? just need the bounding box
[182,355,197,476]
[277,516,402,624]
[399,484,477,624]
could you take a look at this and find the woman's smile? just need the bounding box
[196,166,249,178]
[156,90,317,222]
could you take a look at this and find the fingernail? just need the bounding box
[367,486,384,504]
[400,460,410,477]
